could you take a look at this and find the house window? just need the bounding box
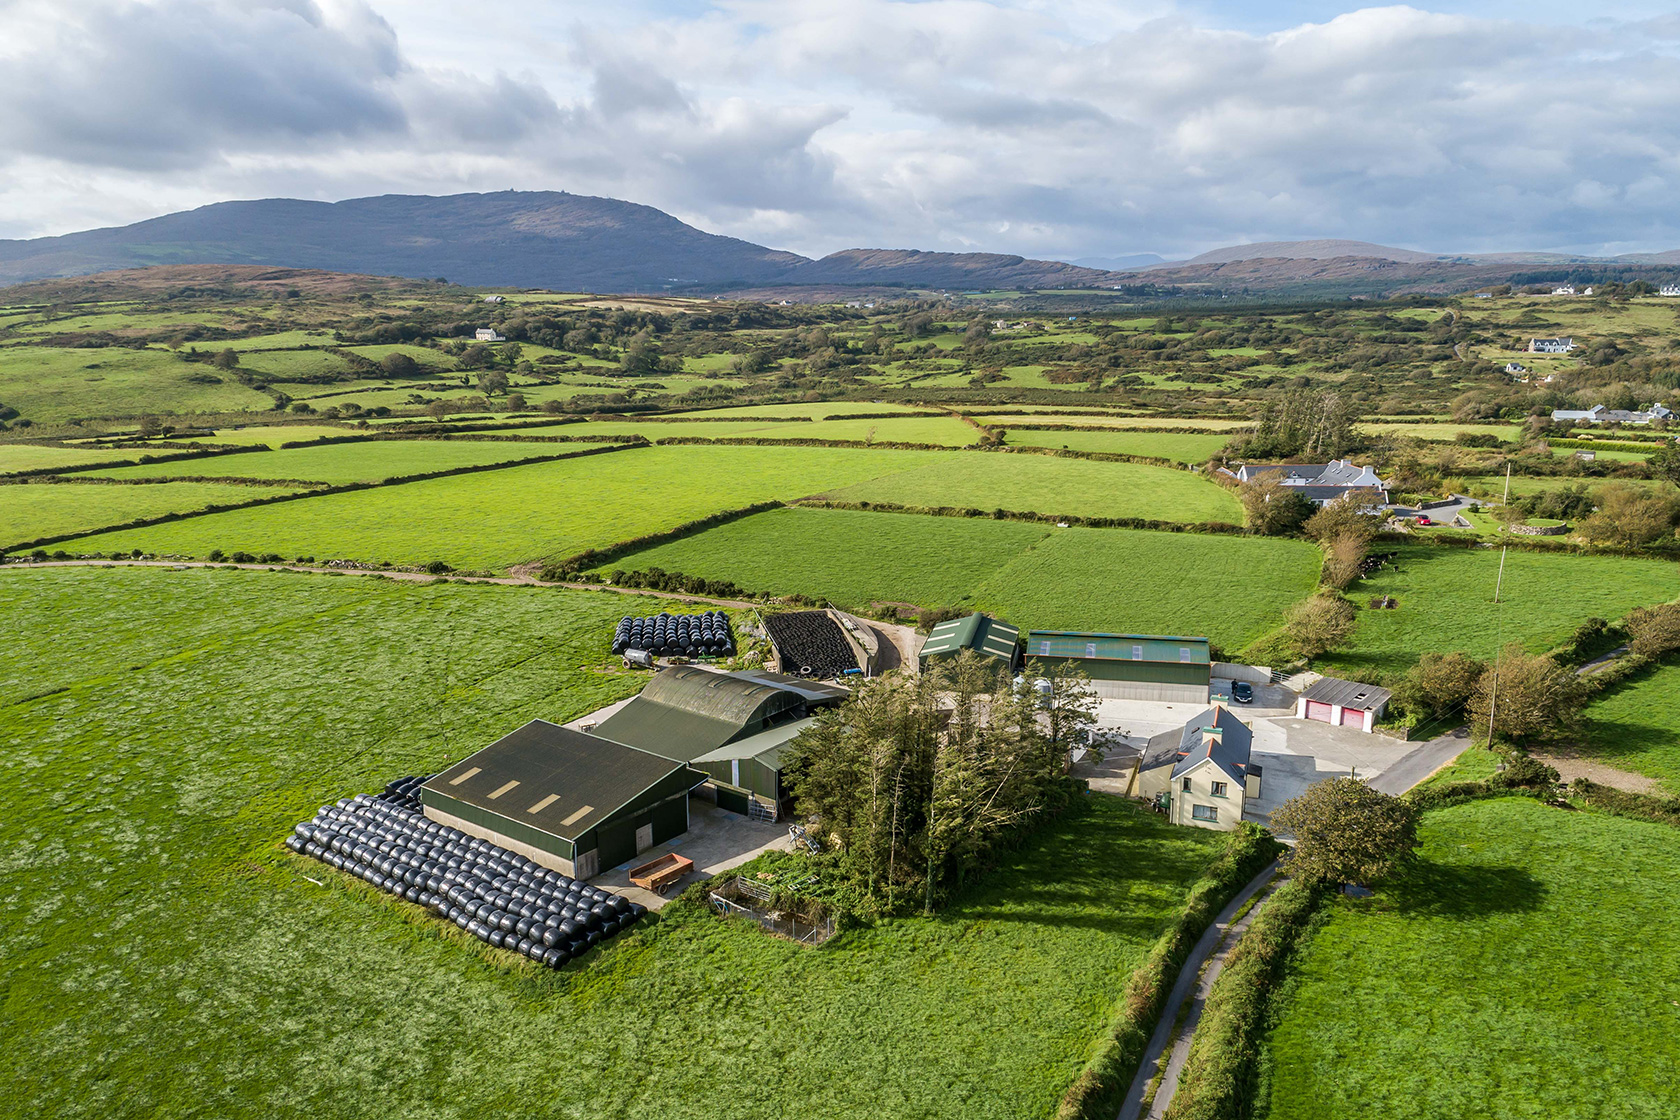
[1211,781,1228,797]
[1192,805,1218,823]
[1181,777,1192,792]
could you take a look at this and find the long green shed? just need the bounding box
[1024,631,1211,703]
[918,612,1019,672]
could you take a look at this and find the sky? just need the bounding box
[2,0,1679,261]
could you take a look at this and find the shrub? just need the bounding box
[1270,778,1419,886]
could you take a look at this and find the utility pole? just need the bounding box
[1493,545,1509,603]
[1502,461,1512,506]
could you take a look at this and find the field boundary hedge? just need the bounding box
[1546,437,1658,454]
[1569,779,1680,826]
[549,500,788,574]
[791,498,1247,536]
[1,473,327,490]
[1056,825,1281,1120]
[653,433,1204,471]
[1,441,642,556]
[998,422,1244,437]
[1161,878,1326,1120]
[1373,528,1680,562]
[1,443,270,479]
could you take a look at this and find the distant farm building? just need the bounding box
[593,666,847,820]
[1661,285,1680,297]
[1025,631,1210,703]
[483,294,505,303]
[419,721,706,880]
[1221,460,1390,506]
[1505,362,1528,375]
[1551,285,1576,296]
[919,612,1019,672]
[1296,677,1392,733]
[1551,403,1672,425]
[1528,337,1575,353]
[475,328,505,342]
[1136,705,1261,830]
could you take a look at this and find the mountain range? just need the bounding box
[2,190,1678,298]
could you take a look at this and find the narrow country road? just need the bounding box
[1369,725,1471,795]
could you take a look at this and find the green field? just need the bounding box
[1574,661,1680,792]
[969,414,1250,430]
[206,424,362,446]
[1356,421,1525,442]
[0,346,274,422]
[86,440,577,486]
[1320,545,1680,679]
[1,480,298,547]
[819,453,1243,523]
[998,428,1233,464]
[0,443,157,476]
[57,445,949,570]
[594,507,1321,649]
[0,565,1224,1119]
[1261,798,1680,1120]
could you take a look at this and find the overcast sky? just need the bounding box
[2,1,1679,261]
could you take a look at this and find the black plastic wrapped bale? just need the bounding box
[763,610,856,677]
[283,778,643,968]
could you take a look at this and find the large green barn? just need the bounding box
[918,611,1019,672]
[1024,630,1211,702]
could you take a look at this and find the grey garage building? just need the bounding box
[1024,631,1212,703]
[420,720,706,880]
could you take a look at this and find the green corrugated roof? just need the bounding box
[690,716,817,771]
[920,612,1020,663]
[1025,631,1210,665]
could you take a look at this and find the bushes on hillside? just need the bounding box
[1283,594,1356,660]
[1270,778,1419,886]
[1466,642,1585,744]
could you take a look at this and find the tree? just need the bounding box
[1238,473,1315,536]
[503,392,528,412]
[1466,642,1583,744]
[426,400,452,420]
[379,352,419,377]
[477,368,509,396]
[458,343,493,369]
[1244,388,1360,459]
[211,348,240,371]
[1319,532,1368,591]
[1270,778,1419,885]
[1395,651,1486,719]
[1645,442,1680,490]
[1303,493,1383,545]
[1284,595,1356,660]
[137,415,164,438]
[1624,602,1680,659]
[1578,483,1680,547]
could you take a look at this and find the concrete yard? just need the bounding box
[594,799,794,911]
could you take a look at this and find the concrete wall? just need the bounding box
[1213,662,1271,685]
[1091,679,1211,703]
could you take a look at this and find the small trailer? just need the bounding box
[628,852,694,894]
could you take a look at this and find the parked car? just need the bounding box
[1232,680,1254,704]
[1415,515,1433,526]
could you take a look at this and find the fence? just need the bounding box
[709,875,835,945]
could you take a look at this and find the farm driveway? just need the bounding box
[593,801,793,912]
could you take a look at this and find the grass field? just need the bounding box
[0,443,157,476]
[1319,544,1680,679]
[56,445,950,569]
[0,346,274,422]
[1355,421,1525,442]
[594,507,1321,649]
[470,415,980,446]
[999,428,1233,464]
[85,440,577,486]
[818,454,1243,523]
[969,415,1251,430]
[1260,798,1680,1120]
[0,565,1225,1119]
[206,424,362,446]
[1573,660,1680,792]
[1,480,298,547]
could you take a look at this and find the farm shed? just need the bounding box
[1024,631,1211,702]
[919,612,1020,672]
[420,721,706,881]
[1295,677,1392,733]
[594,666,847,818]
[1135,705,1260,831]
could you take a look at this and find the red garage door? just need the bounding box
[1340,706,1366,728]
[1305,700,1333,723]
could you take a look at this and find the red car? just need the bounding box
[1415,515,1433,526]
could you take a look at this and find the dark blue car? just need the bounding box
[1232,680,1254,704]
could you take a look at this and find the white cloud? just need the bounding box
[2,0,1680,260]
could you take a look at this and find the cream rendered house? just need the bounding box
[1135,705,1262,831]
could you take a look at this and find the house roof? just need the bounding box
[592,666,844,763]
[921,612,1020,663]
[1025,631,1210,665]
[421,720,703,841]
[1141,706,1253,783]
[689,716,817,771]
[1299,676,1393,711]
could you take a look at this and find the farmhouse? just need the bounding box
[1135,705,1261,831]
[1505,362,1528,375]
[1528,337,1575,353]
[1024,630,1210,702]
[474,327,505,342]
[593,666,847,820]
[1550,403,1672,425]
[482,294,505,303]
[919,612,1019,672]
[1296,676,1392,733]
[1661,285,1680,297]
[1223,460,1390,505]
[1551,285,1576,296]
[419,721,706,880]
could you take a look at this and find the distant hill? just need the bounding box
[1070,253,1165,271]
[1176,239,1446,266]
[0,191,1125,295]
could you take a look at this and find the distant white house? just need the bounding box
[1551,403,1673,425]
[1583,286,1595,296]
[483,295,505,303]
[1529,337,1576,353]
[1552,284,1577,296]
[1222,460,1390,505]
[1661,285,1680,297]
[1505,362,1529,375]
[474,328,505,342]
[1473,292,1494,299]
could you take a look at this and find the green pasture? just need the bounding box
[0,443,157,476]
[0,565,1224,1120]
[1001,428,1233,464]
[1574,660,1680,793]
[237,349,353,379]
[206,424,361,446]
[1356,421,1525,442]
[1319,544,1680,680]
[85,440,576,486]
[1,480,298,548]
[819,453,1242,524]
[597,507,1320,650]
[1261,798,1680,1120]
[0,346,274,422]
[970,414,1251,430]
[678,402,942,419]
[471,414,980,447]
[59,445,950,570]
